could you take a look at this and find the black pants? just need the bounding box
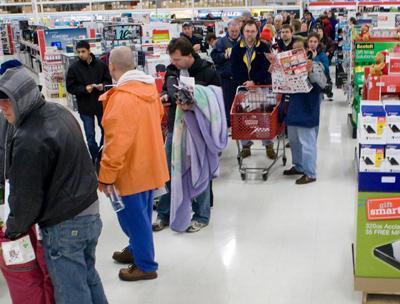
[221,77,236,128]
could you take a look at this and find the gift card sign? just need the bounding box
[1,235,35,266]
[367,197,400,221]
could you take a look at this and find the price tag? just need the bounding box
[2,235,36,266]
[387,86,397,93]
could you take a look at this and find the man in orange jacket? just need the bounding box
[98,46,169,281]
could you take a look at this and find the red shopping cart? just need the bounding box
[230,85,287,181]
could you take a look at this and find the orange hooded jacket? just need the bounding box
[98,78,169,196]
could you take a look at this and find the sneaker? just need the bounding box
[295,175,316,185]
[152,219,169,232]
[112,246,134,264]
[240,145,251,159]
[119,265,157,281]
[266,144,277,160]
[283,166,304,176]
[186,220,208,233]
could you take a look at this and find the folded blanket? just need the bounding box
[170,85,227,232]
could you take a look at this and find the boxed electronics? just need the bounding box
[386,145,400,172]
[355,192,400,278]
[385,105,400,144]
[360,144,386,172]
[358,105,387,143]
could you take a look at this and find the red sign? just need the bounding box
[367,197,400,221]
[389,57,400,74]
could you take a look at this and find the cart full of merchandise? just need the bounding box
[230,85,287,181]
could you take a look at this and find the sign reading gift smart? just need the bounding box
[356,192,400,278]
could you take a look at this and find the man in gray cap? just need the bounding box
[0,65,107,304]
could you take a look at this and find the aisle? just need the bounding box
[0,89,361,304]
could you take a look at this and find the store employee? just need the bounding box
[66,40,112,163]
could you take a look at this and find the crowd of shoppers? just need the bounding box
[0,8,336,302]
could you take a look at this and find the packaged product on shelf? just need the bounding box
[359,105,387,143]
[386,145,400,172]
[386,105,400,144]
[360,144,386,172]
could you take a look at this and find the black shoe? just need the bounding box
[295,175,316,185]
[241,145,252,159]
[152,219,169,232]
[113,246,134,264]
[283,167,304,176]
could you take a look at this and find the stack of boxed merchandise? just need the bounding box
[355,65,400,293]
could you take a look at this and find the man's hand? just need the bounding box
[98,182,113,197]
[95,84,104,91]
[265,53,275,62]
[86,84,94,93]
[243,81,255,88]
[307,60,313,72]
[225,48,232,59]
[161,94,169,103]
[177,102,193,111]
[193,44,201,52]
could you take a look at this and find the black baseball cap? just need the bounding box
[182,22,193,28]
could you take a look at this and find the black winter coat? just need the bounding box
[5,101,98,238]
[230,40,272,88]
[66,54,112,116]
[162,54,221,131]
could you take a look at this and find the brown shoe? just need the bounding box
[119,265,158,281]
[112,246,134,264]
[295,175,316,185]
[241,145,251,159]
[266,144,277,160]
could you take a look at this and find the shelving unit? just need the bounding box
[0,24,15,55]
[0,0,301,16]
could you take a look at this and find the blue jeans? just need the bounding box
[41,215,107,304]
[118,190,158,273]
[287,126,319,178]
[80,114,103,161]
[157,132,211,225]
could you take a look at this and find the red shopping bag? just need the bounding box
[0,226,54,304]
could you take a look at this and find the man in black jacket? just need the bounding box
[230,19,277,159]
[273,24,296,53]
[0,67,107,304]
[180,22,203,53]
[66,40,112,162]
[153,37,221,233]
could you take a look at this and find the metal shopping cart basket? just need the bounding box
[230,85,287,181]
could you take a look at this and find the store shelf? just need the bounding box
[0,2,32,6]
[39,0,90,4]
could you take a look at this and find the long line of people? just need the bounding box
[0,10,332,303]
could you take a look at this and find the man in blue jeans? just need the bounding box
[0,65,107,303]
[153,38,220,233]
[66,40,112,162]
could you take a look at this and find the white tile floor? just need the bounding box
[0,87,362,303]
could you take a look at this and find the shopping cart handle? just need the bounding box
[236,85,248,94]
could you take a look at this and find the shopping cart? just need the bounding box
[230,85,287,181]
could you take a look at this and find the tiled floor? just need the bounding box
[0,85,361,303]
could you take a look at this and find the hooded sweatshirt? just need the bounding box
[0,67,98,238]
[99,70,169,196]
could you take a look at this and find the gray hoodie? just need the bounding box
[0,67,44,127]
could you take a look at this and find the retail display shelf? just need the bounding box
[20,39,39,51]
[39,0,90,4]
[0,2,32,6]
